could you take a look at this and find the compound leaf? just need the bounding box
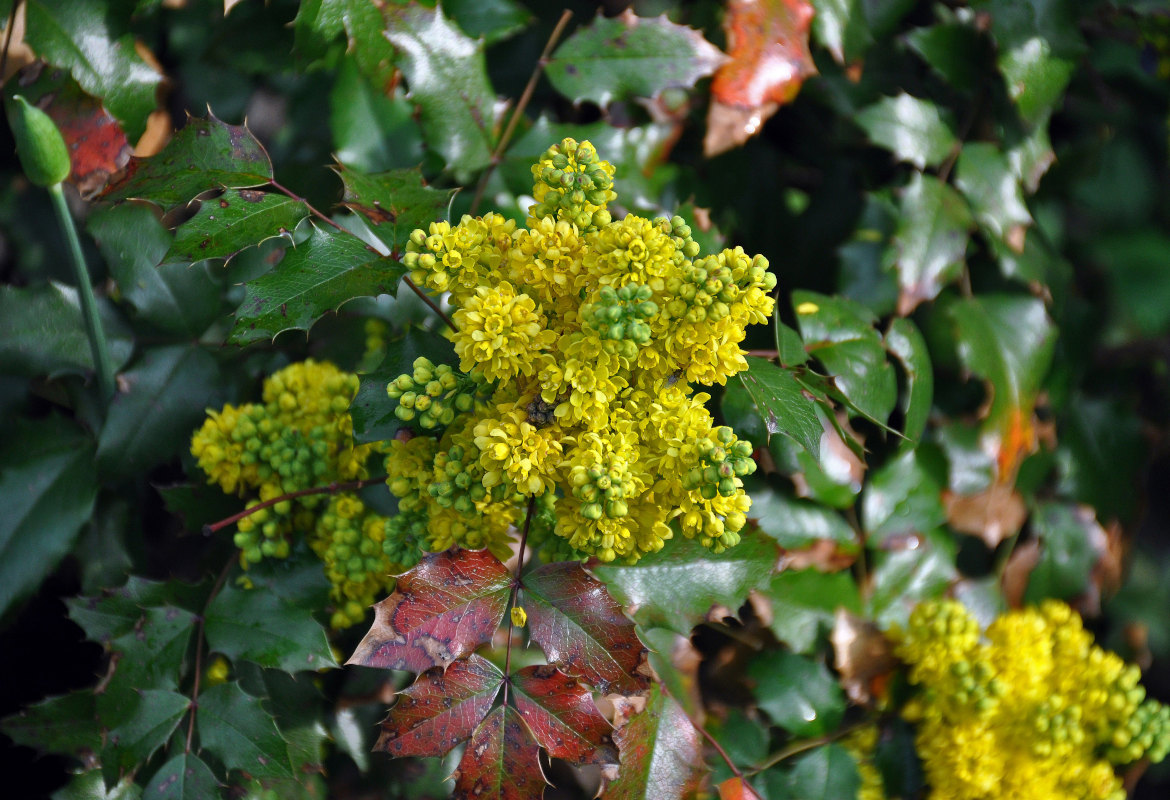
[590,533,777,635]
[229,225,406,344]
[375,654,502,758]
[451,706,546,800]
[522,561,649,695]
[348,548,512,672]
[607,684,703,800]
[196,682,293,780]
[547,10,725,108]
[511,665,618,766]
[204,580,337,674]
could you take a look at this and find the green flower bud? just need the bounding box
[8,96,70,187]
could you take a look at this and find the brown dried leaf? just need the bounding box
[943,484,1028,549]
[830,609,897,705]
[1002,539,1042,608]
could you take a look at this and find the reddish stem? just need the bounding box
[185,555,236,753]
[501,495,538,704]
[202,477,386,536]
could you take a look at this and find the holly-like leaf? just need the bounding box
[375,654,502,757]
[748,479,859,553]
[336,166,456,255]
[445,0,532,46]
[229,225,407,344]
[348,548,512,672]
[0,691,100,759]
[887,173,972,315]
[547,10,725,109]
[764,569,860,654]
[607,684,703,800]
[16,66,131,198]
[855,94,957,170]
[452,706,546,800]
[861,450,946,546]
[96,345,226,483]
[724,357,824,459]
[810,0,870,65]
[102,115,272,211]
[954,143,1031,250]
[0,417,98,618]
[24,0,160,141]
[590,533,777,635]
[51,771,140,800]
[196,682,293,780]
[885,318,933,446]
[780,744,862,799]
[0,282,134,380]
[383,2,497,175]
[867,528,958,628]
[749,651,844,737]
[351,328,458,444]
[67,577,206,645]
[143,754,220,800]
[204,581,337,674]
[106,603,197,691]
[704,0,815,156]
[522,561,649,695]
[794,292,898,426]
[97,688,190,770]
[1023,503,1100,603]
[511,664,618,766]
[88,204,223,337]
[906,21,983,92]
[164,190,307,264]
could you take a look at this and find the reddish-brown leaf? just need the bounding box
[522,562,650,695]
[511,665,618,766]
[14,64,131,198]
[704,0,816,156]
[718,777,765,800]
[830,608,897,706]
[452,706,547,800]
[375,654,503,758]
[607,685,703,800]
[348,548,513,673]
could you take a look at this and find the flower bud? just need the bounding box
[8,96,70,187]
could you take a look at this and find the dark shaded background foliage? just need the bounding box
[2,0,1170,798]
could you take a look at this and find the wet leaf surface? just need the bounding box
[511,664,618,766]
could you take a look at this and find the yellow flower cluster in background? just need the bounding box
[892,599,1170,800]
[391,138,776,562]
[192,360,409,628]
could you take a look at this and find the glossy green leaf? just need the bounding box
[782,745,861,799]
[445,0,532,45]
[97,688,189,770]
[66,577,206,645]
[230,225,406,344]
[862,450,946,545]
[142,754,219,800]
[0,691,99,758]
[708,709,768,786]
[330,59,424,173]
[88,204,223,337]
[947,294,1055,431]
[867,528,957,628]
[724,357,824,459]
[855,94,957,169]
[749,651,845,737]
[24,0,160,141]
[954,143,1031,244]
[794,292,897,426]
[107,604,197,690]
[0,417,98,617]
[336,166,456,255]
[52,771,141,800]
[383,3,497,175]
[590,532,777,635]
[775,321,809,367]
[546,11,725,108]
[196,682,293,780]
[96,346,225,482]
[747,478,858,552]
[350,327,457,444]
[165,190,307,264]
[1024,503,1097,603]
[765,569,860,654]
[887,174,972,314]
[906,22,983,92]
[810,0,871,65]
[205,581,337,673]
[1056,396,1144,522]
[885,318,933,447]
[0,282,133,379]
[837,192,899,317]
[102,116,272,211]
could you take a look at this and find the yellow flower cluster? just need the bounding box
[841,724,887,800]
[191,360,399,628]
[893,599,1170,800]
[392,138,775,562]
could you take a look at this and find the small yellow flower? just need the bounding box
[453,282,557,382]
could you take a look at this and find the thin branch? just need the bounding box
[185,556,236,754]
[203,477,386,535]
[469,10,573,215]
[746,721,862,776]
[745,349,779,359]
[502,495,538,705]
[267,179,456,330]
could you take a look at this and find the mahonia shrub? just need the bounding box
[889,599,1170,800]
[389,137,775,563]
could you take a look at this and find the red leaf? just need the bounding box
[348,548,513,673]
[718,777,765,800]
[522,562,650,695]
[704,0,817,156]
[607,685,704,800]
[375,654,503,758]
[15,65,131,198]
[452,706,547,800]
[511,665,619,766]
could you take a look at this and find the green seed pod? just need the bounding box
[8,96,70,187]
